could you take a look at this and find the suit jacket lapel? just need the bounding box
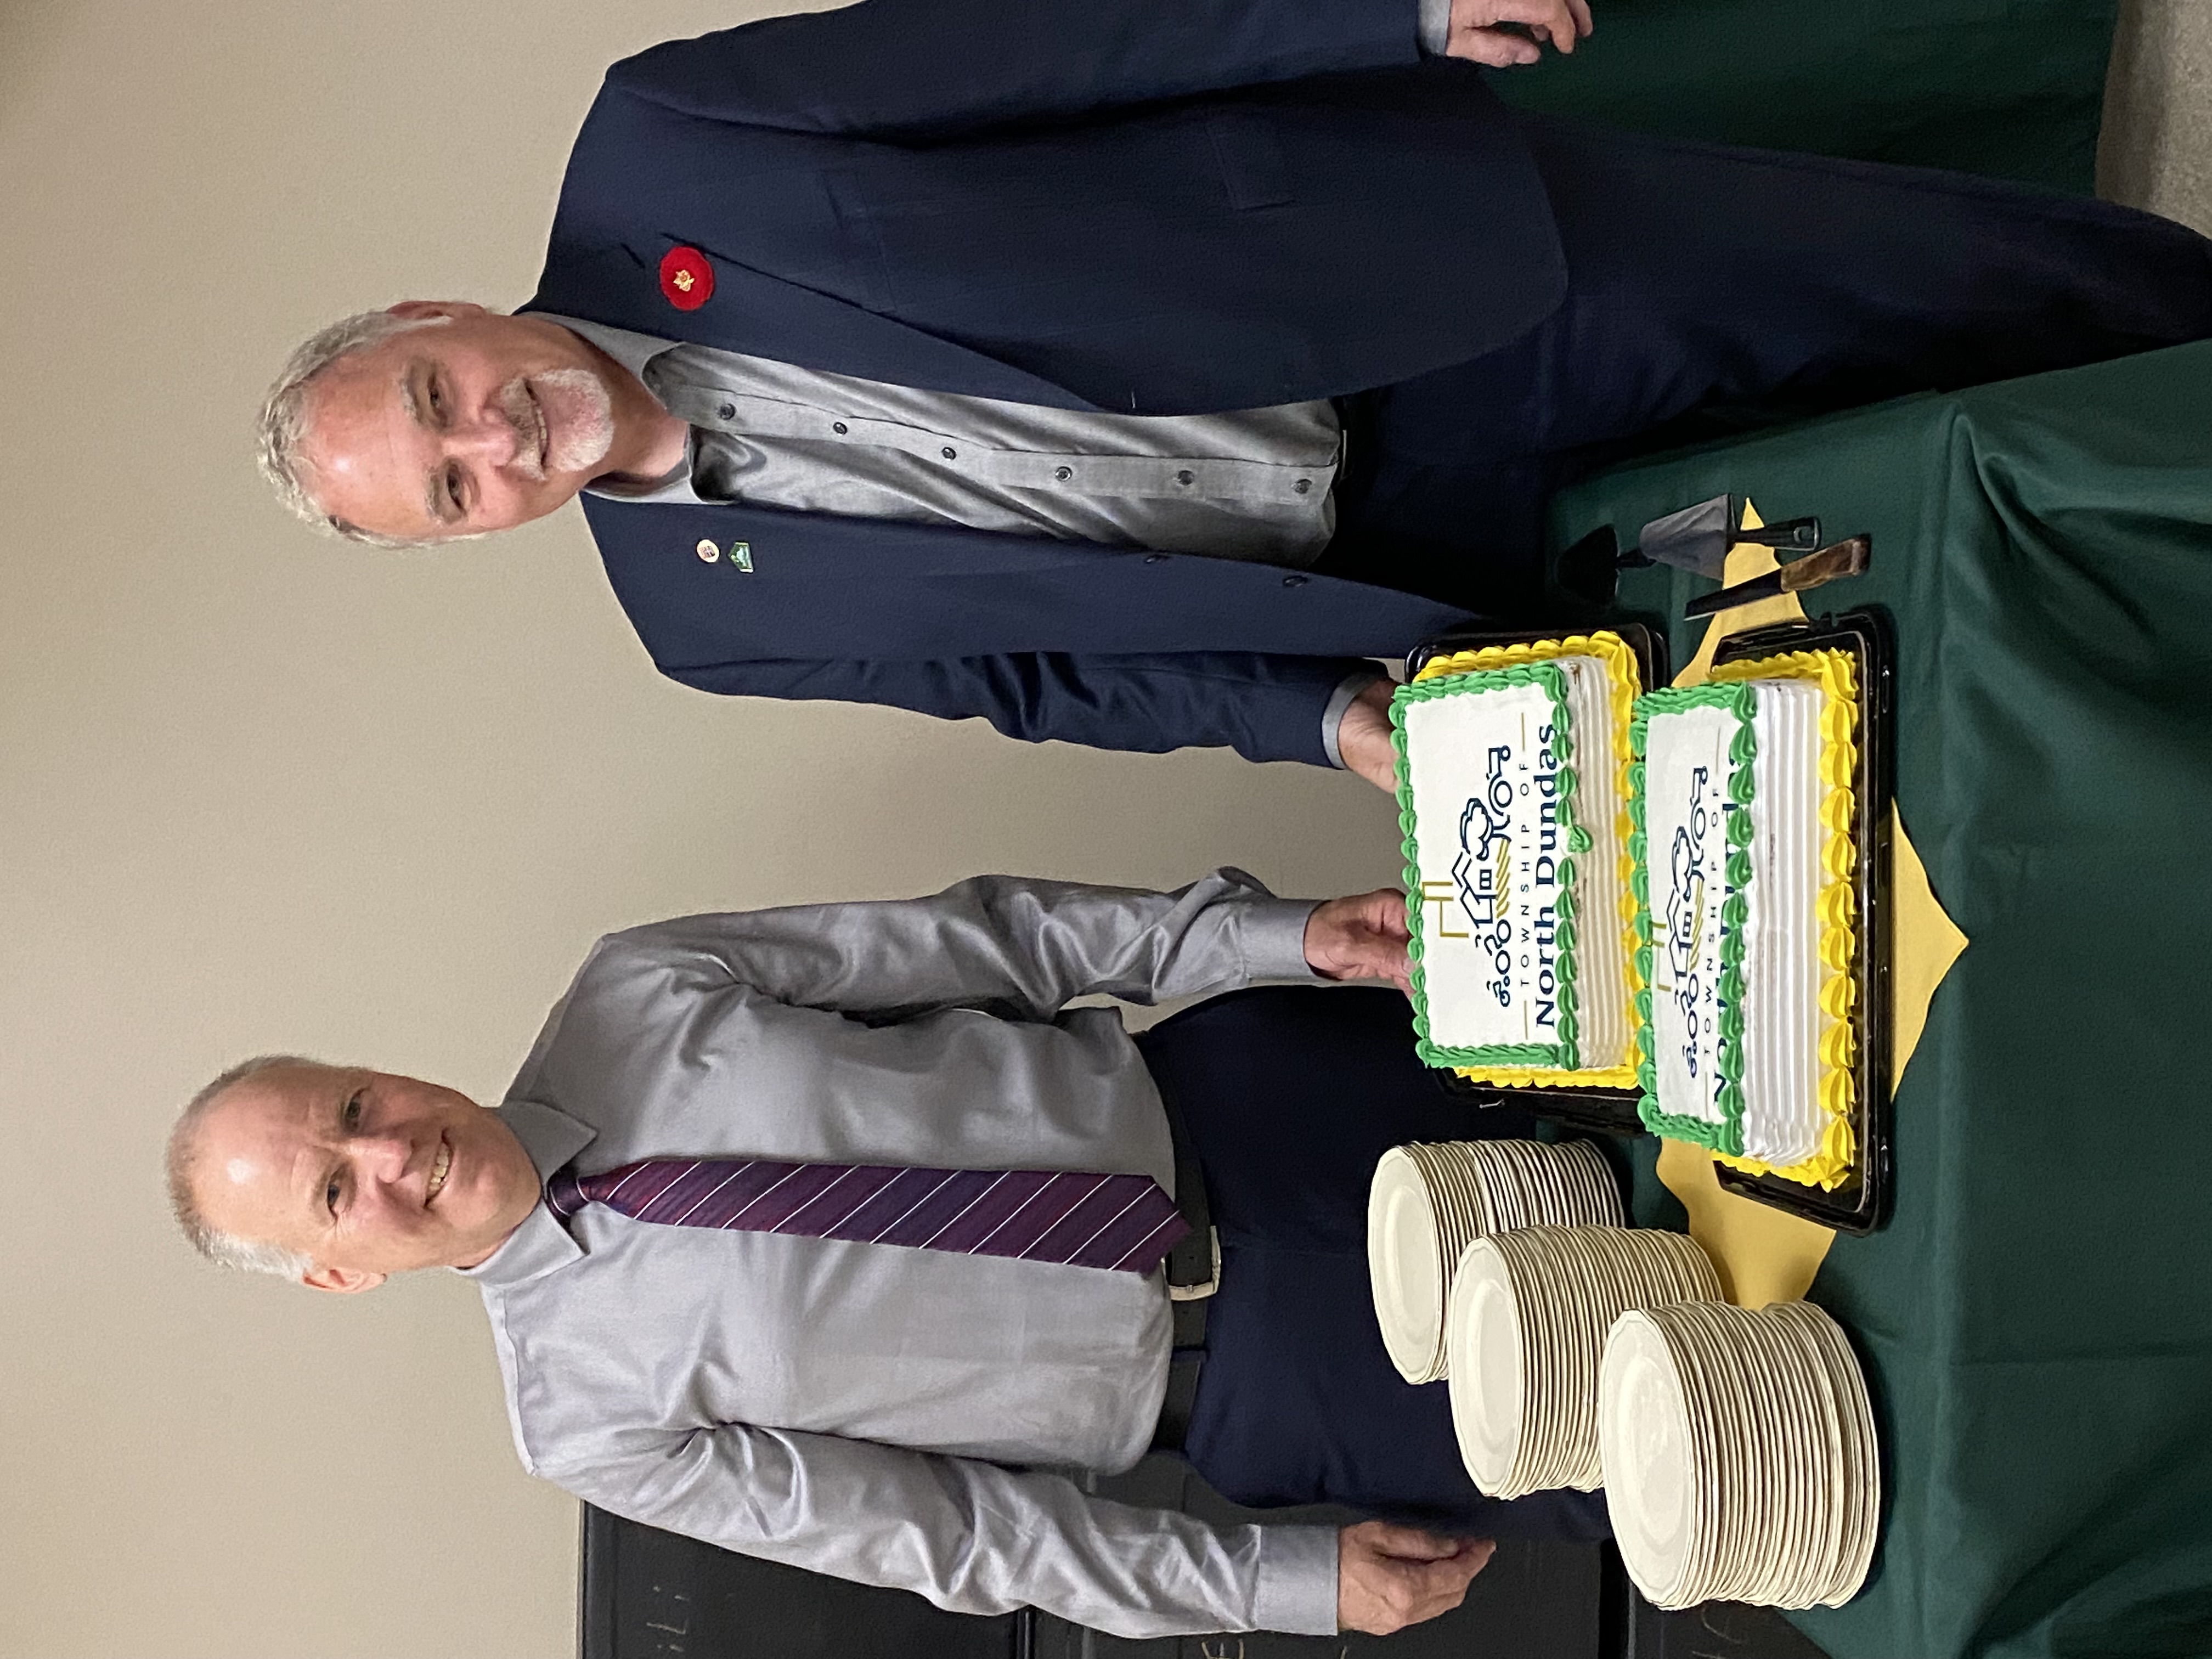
[525,242,1097,410]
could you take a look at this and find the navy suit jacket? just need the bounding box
[524,0,1569,765]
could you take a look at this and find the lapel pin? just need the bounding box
[659,245,714,311]
[693,538,754,572]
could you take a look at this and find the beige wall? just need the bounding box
[2102,0,2212,235]
[0,4,1404,1655]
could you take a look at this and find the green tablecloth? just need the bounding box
[1553,342,2212,1659]
[1493,0,2114,194]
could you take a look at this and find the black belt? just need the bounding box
[1148,1054,1217,1452]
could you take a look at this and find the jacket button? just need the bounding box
[1293,478,1313,494]
[833,421,849,435]
[1175,470,1195,486]
[1054,466,1073,482]
[1143,554,1168,565]
[695,539,720,562]
[941,445,957,460]
[1282,574,1308,588]
[716,402,736,421]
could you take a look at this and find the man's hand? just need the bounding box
[1304,889,1413,992]
[1338,1522,1497,1634]
[1443,0,1594,66]
[1336,679,1399,792]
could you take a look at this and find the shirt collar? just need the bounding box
[538,313,704,504]
[544,313,678,384]
[455,1098,598,1288]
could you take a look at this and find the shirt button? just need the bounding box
[695,539,720,562]
[833,421,849,435]
[1054,466,1073,482]
[716,402,736,421]
[941,446,957,460]
[1293,478,1313,494]
[1282,574,1308,588]
[1175,470,1194,486]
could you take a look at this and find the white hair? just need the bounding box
[166,1053,331,1280]
[255,309,456,550]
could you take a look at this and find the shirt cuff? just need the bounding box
[1417,0,1453,55]
[1319,670,1386,771]
[1240,898,1329,984]
[1253,1524,1341,1635]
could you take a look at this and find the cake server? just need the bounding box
[1681,535,1873,618]
[1621,494,1822,580]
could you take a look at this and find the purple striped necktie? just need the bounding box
[545,1156,1190,1275]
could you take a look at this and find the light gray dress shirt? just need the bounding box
[465,871,1342,1638]
[554,316,1342,563]
[549,316,1381,768]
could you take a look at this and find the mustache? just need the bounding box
[493,368,616,480]
[494,375,550,482]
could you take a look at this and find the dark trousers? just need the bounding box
[1325,115,2212,617]
[1133,985,1611,1541]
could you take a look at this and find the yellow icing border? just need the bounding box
[1411,633,1644,1088]
[1704,648,1861,1189]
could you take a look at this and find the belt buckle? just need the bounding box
[1167,1226,1221,1301]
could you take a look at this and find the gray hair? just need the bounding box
[255,309,454,550]
[166,1053,331,1279]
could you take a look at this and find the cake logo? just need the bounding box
[1436,732,1564,1025]
[1451,745,1516,931]
[1660,767,1715,1074]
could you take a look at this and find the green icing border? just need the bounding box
[1392,662,1590,1072]
[1627,681,1758,1154]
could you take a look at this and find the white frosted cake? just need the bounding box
[1393,635,1644,1084]
[1629,653,1861,1184]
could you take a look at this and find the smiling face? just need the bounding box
[295,302,679,542]
[188,1064,544,1291]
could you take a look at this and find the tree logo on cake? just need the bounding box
[1660,768,1713,1075]
[1452,748,1514,928]
[1452,745,1519,1005]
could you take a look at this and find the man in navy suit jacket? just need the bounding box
[261,0,2212,779]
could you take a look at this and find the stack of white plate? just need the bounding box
[1446,1225,1721,1497]
[1599,1300,1881,1610]
[1367,1139,1624,1383]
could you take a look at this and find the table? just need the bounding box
[1491,0,2113,194]
[1549,342,2212,1659]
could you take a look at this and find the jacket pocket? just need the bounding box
[1207,112,1293,212]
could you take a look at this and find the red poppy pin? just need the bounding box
[659,245,714,311]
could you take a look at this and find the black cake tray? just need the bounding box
[1704,607,1895,1235]
[1406,622,1671,709]
[1403,611,1898,1234]
[1406,624,1667,1141]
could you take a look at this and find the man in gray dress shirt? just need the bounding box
[168,871,1593,1639]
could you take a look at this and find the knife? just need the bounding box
[1682,535,1872,618]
